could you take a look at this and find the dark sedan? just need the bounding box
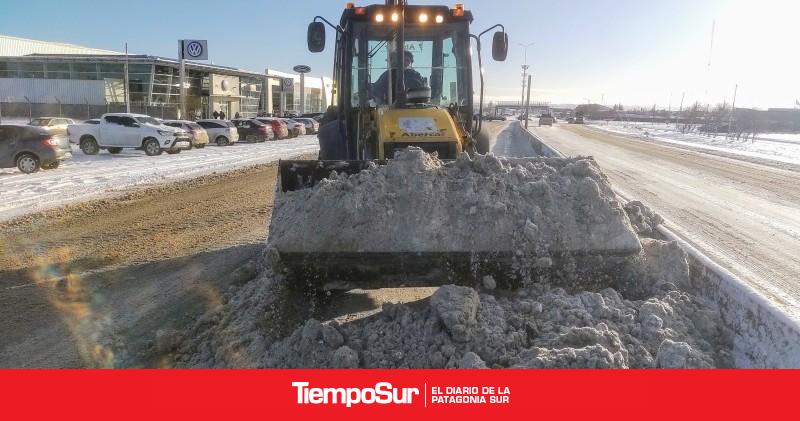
[0,124,71,173]
[231,118,274,142]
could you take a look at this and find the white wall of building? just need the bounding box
[265,68,333,114]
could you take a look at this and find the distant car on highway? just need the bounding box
[29,117,75,138]
[163,120,209,149]
[483,115,506,121]
[539,114,554,126]
[85,119,101,124]
[196,119,239,146]
[231,118,274,142]
[67,113,191,156]
[1,124,71,173]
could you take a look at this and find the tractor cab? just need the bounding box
[307,2,507,160]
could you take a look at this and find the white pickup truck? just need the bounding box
[67,113,192,156]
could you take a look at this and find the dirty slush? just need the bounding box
[171,149,733,368]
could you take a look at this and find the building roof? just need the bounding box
[2,53,265,79]
[0,34,122,56]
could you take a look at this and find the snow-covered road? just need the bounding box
[531,123,800,318]
[0,136,319,221]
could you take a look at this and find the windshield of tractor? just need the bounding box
[349,21,470,108]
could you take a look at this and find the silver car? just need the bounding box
[294,118,320,134]
[196,119,240,146]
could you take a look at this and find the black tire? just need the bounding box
[216,136,229,146]
[143,138,162,156]
[16,153,40,174]
[166,150,181,154]
[196,143,206,149]
[80,137,99,155]
[108,147,123,154]
[42,161,60,170]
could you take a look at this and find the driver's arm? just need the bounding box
[371,70,389,105]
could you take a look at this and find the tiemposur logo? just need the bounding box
[292,382,420,407]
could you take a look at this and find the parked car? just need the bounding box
[196,119,239,146]
[231,118,274,142]
[85,119,101,124]
[254,118,289,139]
[163,120,209,149]
[67,113,191,156]
[300,112,324,120]
[294,118,320,134]
[538,114,554,126]
[1,124,71,173]
[29,117,75,138]
[282,118,306,137]
[483,114,506,121]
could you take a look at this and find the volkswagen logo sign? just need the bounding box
[293,65,311,74]
[186,41,204,58]
[221,80,229,91]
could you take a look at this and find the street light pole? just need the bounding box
[518,42,534,116]
[124,42,130,113]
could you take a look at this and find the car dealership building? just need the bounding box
[0,35,332,121]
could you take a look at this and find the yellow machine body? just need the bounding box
[375,106,466,159]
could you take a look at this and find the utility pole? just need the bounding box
[727,84,738,138]
[179,40,186,119]
[677,92,685,126]
[518,42,534,115]
[124,42,130,113]
[524,74,532,129]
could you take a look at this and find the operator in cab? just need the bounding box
[372,50,426,105]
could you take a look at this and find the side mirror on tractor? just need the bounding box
[307,22,326,52]
[492,31,508,61]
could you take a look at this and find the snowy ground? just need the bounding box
[589,121,800,166]
[0,136,319,221]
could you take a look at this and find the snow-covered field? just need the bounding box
[589,121,800,166]
[0,136,319,222]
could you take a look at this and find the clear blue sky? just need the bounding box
[2,0,797,108]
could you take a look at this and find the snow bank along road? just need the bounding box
[531,123,800,318]
[590,121,800,167]
[0,135,319,222]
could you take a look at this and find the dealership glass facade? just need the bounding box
[0,56,265,118]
